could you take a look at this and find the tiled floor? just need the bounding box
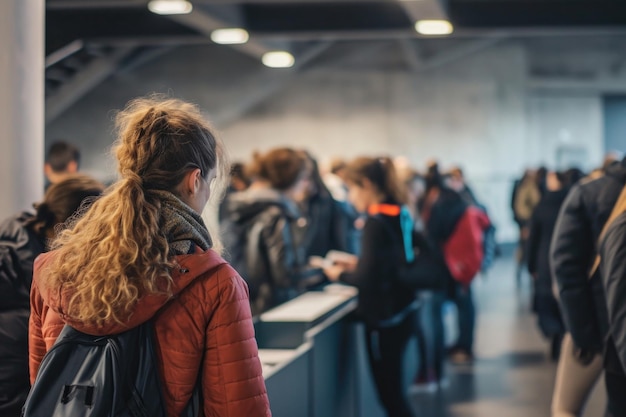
[410,256,606,417]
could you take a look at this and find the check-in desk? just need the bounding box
[255,285,388,417]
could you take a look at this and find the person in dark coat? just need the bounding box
[550,157,626,416]
[0,174,103,417]
[599,191,626,415]
[295,152,353,258]
[421,165,476,365]
[221,148,310,315]
[527,171,568,360]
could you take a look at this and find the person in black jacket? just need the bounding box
[294,151,353,258]
[324,156,443,417]
[221,148,310,316]
[550,158,626,416]
[0,174,103,417]
[527,171,568,361]
[599,189,626,416]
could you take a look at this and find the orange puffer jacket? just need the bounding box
[29,249,271,417]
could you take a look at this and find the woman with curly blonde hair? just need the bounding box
[28,96,271,417]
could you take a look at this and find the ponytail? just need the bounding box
[46,96,224,326]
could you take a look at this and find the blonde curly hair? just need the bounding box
[47,96,228,326]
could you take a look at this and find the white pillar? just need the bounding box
[0,0,45,219]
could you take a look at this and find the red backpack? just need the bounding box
[442,206,491,286]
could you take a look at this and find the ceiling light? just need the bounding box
[148,0,193,15]
[211,28,250,45]
[262,51,295,68]
[415,20,454,36]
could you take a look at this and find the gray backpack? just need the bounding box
[22,321,200,417]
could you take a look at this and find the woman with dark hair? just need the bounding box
[222,147,310,315]
[0,174,104,417]
[324,156,442,417]
[29,97,271,416]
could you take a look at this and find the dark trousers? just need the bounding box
[452,284,475,354]
[415,291,446,380]
[365,314,416,417]
[606,371,626,417]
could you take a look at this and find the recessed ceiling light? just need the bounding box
[148,0,193,15]
[415,20,454,36]
[262,51,295,68]
[211,28,250,45]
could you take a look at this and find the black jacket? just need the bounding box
[600,213,626,375]
[424,188,468,246]
[0,212,45,417]
[528,189,569,296]
[551,159,626,350]
[221,188,305,315]
[296,193,353,258]
[339,213,419,326]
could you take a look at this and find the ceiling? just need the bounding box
[43,0,626,123]
[46,0,626,56]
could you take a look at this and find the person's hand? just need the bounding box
[334,258,357,273]
[324,265,345,282]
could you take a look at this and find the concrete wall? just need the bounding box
[45,39,611,242]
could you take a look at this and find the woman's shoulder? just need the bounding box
[178,250,247,296]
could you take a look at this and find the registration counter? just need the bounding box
[255,285,389,417]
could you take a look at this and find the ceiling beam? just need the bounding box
[418,35,507,72]
[46,46,136,123]
[399,39,424,72]
[529,77,626,94]
[398,0,450,23]
[167,8,273,59]
[215,41,333,127]
[47,0,145,9]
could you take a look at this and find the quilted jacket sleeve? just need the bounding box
[28,279,47,383]
[203,265,271,417]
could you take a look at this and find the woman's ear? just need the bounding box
[185,168,202,196]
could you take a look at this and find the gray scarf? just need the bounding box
[151,190,213,255]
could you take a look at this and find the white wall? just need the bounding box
[45,40,608,243]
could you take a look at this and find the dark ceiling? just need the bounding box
[46,0,626,57]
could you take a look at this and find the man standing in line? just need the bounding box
[44,141,80,188]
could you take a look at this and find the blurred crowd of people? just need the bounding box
[217,148,498,415]
[8,97,626,417]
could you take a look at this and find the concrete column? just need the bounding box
[0,0,45,219]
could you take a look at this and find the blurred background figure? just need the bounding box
[0,174,103,417]
[221,148,310,315]
[322,157,362,254]
[323,156,424,417]
[447,166,478,206]
[294,151,354,258]
[218,162,251,222]
[527,171,568,361]
[513,169,541,287]
[421,162,482,365]
[44,141,80,188]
